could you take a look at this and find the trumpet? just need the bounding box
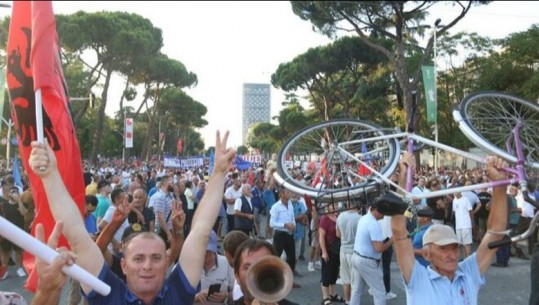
[246,255,294,304]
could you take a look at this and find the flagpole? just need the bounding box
[35,89,46,172]
[6,118,12,163]
[0,216,111,295]
[35,89,44,142]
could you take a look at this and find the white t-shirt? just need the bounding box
[102,206,130,245]
[516,192,536,218]
[224,186,242,215]
[452,196,472,229]
[232,280,243,300]
[184,188,195,210]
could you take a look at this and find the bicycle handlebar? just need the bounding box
[488,211,539,249]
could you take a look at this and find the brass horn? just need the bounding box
[246,255,294,303]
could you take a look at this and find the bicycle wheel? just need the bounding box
[276,119,400,200]
[455,91,539,169]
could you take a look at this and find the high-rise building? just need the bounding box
[242,83,271,145]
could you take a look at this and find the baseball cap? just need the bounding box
[423,224,458,246]
[206,230,218,253]
[121,223,148,242]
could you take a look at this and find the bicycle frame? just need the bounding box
[332,121,528,200]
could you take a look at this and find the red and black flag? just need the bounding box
[5,1,85,292]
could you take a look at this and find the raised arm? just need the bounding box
[179,131,236,288]
[475,156,509,274]
[391,152,416,283]
[95,197,131,266]
[29,140,104,294]
[167,205,186,267]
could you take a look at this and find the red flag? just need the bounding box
[358,163,372,176]
[6,1,85,292]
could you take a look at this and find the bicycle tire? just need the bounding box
[276,119,400,200]
[455,91,539,169]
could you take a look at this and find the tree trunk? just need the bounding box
[90,69,112,164]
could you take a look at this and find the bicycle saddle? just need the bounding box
[373,192,409,216]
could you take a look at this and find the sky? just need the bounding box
[7,1,539,148]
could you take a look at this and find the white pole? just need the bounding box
[6,118,11,163]
[35,89,46,172]
[35,88,44,143]
[0,216,111,296]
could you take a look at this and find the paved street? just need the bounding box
[0,244,533,305]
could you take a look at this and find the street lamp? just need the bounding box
[433,18,441,175]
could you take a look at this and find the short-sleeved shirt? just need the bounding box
[83,262,200,304]
[94,194,110,220]
[84,214,98,235]
[291,199,307,240]
[404,253,484,305]
[251,187,264,209]
[353,211,383,259]
[475,192,491,220]
[508,195,520,225]
[224,186,242,215]
[336,211,360,254]
[412,186,428,207]
[200,254,235,302]
[263,189,276,210]
[319,215,337,246]
[153,190,174,230]
[185,188,195,210]
[102,206,129,244]
[452,196,472,229]
[128,207,155,231]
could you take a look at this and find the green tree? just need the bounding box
[237,145,249,155]
[135,53,198,161]
[56,11,164,163]
[272,36,390,122]
[291,1,488,129]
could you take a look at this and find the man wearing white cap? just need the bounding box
[389,153,509,305]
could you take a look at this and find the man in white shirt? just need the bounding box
[269,187,300,288]
[224,173,242,233]
[411,177,428,208]
[516,185,537,255]
[452,191,473,258]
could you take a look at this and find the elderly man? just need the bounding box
[389,152,509,305]
[234,184,255,236]
[28,131,236,305]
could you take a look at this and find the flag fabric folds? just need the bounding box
[358,142,372,176]
[208,148,215,175]
[12,157,24,189]
[234,155,252,171]
[6,1,86,292]
[421,65,437,123]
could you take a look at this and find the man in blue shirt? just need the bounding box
[411,207,433,267]
[28,131,237,305]
[391,153,510,305]
[350,201,394,305]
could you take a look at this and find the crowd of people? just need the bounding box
[0,133,538,305]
